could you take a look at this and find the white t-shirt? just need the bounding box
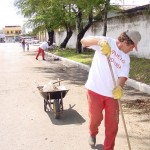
[85,36,130,98]
[40,42,50,50]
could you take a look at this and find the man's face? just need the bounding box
[117,40,135,53]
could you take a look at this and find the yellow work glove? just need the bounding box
[112,86,123,100]
[97,40,111,57]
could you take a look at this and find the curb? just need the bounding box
[126,79,150,95]
[46,52,150,95]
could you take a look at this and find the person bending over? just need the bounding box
[36,41,51,60]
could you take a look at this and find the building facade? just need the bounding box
[3,26,22,42]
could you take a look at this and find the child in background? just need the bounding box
[26,42,29,51]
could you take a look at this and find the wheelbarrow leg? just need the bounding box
[60,92,64,112]
[44,99,48,112]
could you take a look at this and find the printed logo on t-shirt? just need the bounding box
[109,50,126,69]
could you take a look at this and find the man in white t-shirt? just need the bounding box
[81,31,141,149]
[36,41,51,60]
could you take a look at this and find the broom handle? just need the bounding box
[107,58,131,150]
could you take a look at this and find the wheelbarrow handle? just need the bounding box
[53,79,64,85]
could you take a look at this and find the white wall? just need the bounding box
[55,12,150,59]
[55,29,77,48]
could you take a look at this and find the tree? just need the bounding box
[14,0,118,50]
[60,3,75,48]
[15,0,59,44]
[72,0,106,53]
[15,0,76,47]
[103,0,110,36]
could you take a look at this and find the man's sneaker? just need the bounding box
[36,58,38,60]
[43,59,46,60]
[88,136,96,147]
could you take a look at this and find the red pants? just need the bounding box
[36,48,45,59]
[87,90,119,150]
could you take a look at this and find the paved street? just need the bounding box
[0,43,149,150]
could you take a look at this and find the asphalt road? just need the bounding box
[0,43,149,150]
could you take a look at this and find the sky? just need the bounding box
[0,0,150,30]
[0,0,25,29]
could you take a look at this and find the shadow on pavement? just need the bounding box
[124,86,150,97]
[33,65,88,86]
[121,86,150,116]
[46,104,86,125]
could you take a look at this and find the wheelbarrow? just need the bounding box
[37,80,69,119]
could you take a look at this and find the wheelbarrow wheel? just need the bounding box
[53,99,60,119]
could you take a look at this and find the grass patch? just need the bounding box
[51,48,94,65]
[130,56,150,85]
[49,49,150,85]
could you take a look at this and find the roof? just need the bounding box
[107,4,150,19]
[121,4,150,14]
[5,25,21,27]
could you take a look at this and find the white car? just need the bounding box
[25,39,32,44]
[32,39,39,44]
[25,39,39,44]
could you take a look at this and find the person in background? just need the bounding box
[21,39,26,52]
[26,41,29,51]
[35,41,51,60]
[81,30,141,149]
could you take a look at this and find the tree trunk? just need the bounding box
[76,33,84,53]
[60,25,73,48]
[103,0,110,36]
[47,30,54,45]
[76,10,93,53]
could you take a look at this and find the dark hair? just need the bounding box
[47,41,52,46]
[118,32,134,45]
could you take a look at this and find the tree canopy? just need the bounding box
[14,0,119,52]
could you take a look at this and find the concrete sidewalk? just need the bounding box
[1,43,149,150]
[46,52,150,95]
